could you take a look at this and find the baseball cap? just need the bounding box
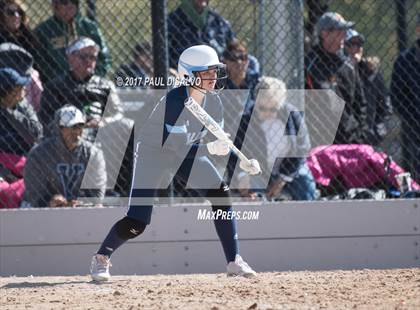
[345,29,365,44]
[0,68,30,97]
[316,12,355,32]
[66,37,99,55]
[56,105,86,127]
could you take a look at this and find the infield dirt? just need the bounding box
[1,268,419,309]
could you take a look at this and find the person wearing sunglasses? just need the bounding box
[39,37,132,196]
[34,0,111,83]
[22,104,106,208]
[344,29,392,147]
[0,0,39,61]
[220,39,261,140]
[227,76,316,201]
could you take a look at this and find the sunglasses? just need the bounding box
[225,53,248,62]
[4,8,23,16]
[257,106,278,113]
[77,53,97,61]
[346,41,363,48]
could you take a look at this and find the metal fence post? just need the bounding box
[395,0,407,52]
[151,0,168,89]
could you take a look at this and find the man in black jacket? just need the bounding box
[305,12,368,145]
[390,14,420,182]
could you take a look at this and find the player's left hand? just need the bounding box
[240,159,261,175]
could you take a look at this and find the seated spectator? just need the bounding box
[39,37,123,137]
[0,0,39,64]
[168,0,235,67]
[0,42,43,111]
[40,37,132,196]
[0,67,42,208]
[221,39,260,137]
[222,39,260,98]
[114,42,153,88]
[0,67,42,155]
[344,29,392,146]
[22,105,106,208]
[228,76,316,201]
[35,0,111,82]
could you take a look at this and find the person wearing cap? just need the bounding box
[390,13,420,182]
[40,36,132,196]
[344,29,392,146]
[0,67,42,156]
[114,42,153,88]
[34,0,111,83]
[0,67,42,208]
[0,42,44,112]
[39,37,123,137]
[22,104,106,208]
[305,12,368,144]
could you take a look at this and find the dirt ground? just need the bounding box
[1,268,419,310]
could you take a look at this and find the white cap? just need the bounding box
[66,37,99,55]
[57,105,86,127]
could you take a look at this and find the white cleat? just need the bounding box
[90,254,112,282]
[226,254,257,278]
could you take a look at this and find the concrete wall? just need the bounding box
[0,199,419,276]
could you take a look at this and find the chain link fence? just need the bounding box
[0,0,419,208]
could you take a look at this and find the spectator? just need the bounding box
[39,37,122,137]
[114,42,153,88]
[221,39,260,137]
[22,105,106,208]
[0,0,39,63]
[223,39,260,98]
[40,37,132,196]
[344,29,392,146]
[168,0,235,68]
[0,42,43,111]
[0,67,42,156]
[228,76,316,201]
[305,12,368,144]
[390,13,420,182]
[0,67,42,208]
[35,0,111,83]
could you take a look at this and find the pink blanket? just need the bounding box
[306,145,420,190]
[0,153,26,208]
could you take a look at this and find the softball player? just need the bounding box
[90,45,260,281]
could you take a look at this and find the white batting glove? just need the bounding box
[240,159,261,175]
[207,140,230,156]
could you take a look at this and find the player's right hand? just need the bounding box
[207,139,230,156]
[240,159,261,175]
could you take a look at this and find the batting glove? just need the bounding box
[207,140,230,156]
[240,159,261,175]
